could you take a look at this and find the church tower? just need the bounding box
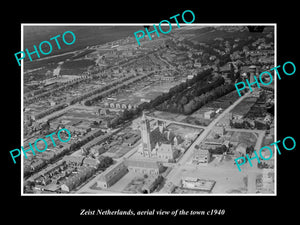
[140,111,152,157]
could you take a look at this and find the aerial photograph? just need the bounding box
[22,24,275,195]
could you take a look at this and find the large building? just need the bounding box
[138,112,180,162]
[96,161,128,189]
[193,148,211,165]
[125,159,164,176]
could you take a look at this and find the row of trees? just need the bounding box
[230,119,269,130]
[230,120,253,129]
[209,145,228,155]
[181,83,235,115]
[33,103,67,120]
[156,74,236,115]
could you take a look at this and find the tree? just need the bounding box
[209,145,228,155]
[99,156,113,169]
[179,96,188,105]
[246,146,255,155]
[85,100,92,106]
[122,109,133,120]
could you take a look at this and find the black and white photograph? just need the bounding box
[3,3,298,223]
[21,24,276,195]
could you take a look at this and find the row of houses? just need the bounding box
[103,102,139,110]
[25,128,105,178]
[25,75,91,105]
[27,154,108,193]
[31,103,68,120]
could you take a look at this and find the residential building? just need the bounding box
[30,159,46,171]
[61,166,95,192]
[193,146,211,165]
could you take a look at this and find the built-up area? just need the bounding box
[23,25,275,194]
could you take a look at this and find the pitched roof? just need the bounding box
[63,155,85,165]
[150,127,179,148]
[62,166,94,190]
[97,161,127,182]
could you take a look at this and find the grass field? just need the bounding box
[61,59,95,69]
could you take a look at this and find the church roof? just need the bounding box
[150,127,169,149]
[150,127,183,150]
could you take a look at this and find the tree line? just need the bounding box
[155,69,235,115]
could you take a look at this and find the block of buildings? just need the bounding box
[96,161,128,189]
[61,166,95,192]
[193,148,211,165]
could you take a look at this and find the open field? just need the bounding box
[60,59,95,75]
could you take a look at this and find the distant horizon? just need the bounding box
[23,26,143,63]
[22,24,274,71]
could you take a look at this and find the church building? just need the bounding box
[138,112,181,162]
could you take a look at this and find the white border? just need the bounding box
[21,23,277,196]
